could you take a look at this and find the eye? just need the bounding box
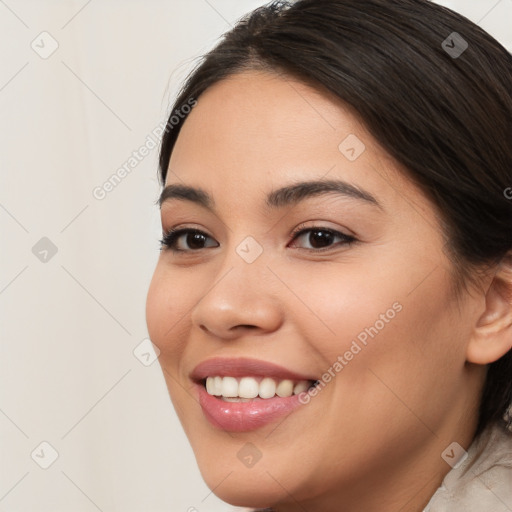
[159,225,357,253]
[159,228,218,252]
[288,224,357,251]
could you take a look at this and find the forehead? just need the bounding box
[165,70,434,222]
[169,70,362,167]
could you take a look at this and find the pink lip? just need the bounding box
[195,383,306,432]
[190,357,316,381]
[190,357,316,432]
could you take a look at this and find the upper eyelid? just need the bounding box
[162,224,349,239]
[161,225,355,251]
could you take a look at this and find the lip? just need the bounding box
[190,357,317,381]
[195,383,307,432]
[190,357,316,432]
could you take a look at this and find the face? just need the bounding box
[146,70,483,510]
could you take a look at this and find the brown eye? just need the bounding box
[289,227,356,251]
[159,229,218,252]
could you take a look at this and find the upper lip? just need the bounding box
[190,357,317,382]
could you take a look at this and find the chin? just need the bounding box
[192,451,291,508]
[200,473,282,509]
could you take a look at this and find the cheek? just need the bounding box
[145,266,166,346]
[289,258,463,413]
[333,268,464,431]
[280,261,404,354]
[145,266,197,418]
[145,264,192,359]
[297,246,461,364]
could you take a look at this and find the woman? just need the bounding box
[146,0,512,510]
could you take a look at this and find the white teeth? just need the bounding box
[276,379,294,397]
[239,377,259,399]
[293,381,310,394]
[206,377,215,395]
[221,376,238,397]
[259,377,276,399]
[213,376,223,396]
[204,376,312,399]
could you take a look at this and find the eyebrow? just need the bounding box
[158,179,382,211]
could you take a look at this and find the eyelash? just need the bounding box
[159,224,357,254]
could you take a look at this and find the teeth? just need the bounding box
[206,377,215,395]
[204,376,313,399]
[221,376,238,397]
[214,376,222,396]
[293,380,310,394]
[276,379,294,397]
[259,377,276,399]
[239,377,259,398]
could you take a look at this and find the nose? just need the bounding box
[189,253,284,340]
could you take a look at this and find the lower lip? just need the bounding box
[195,383,306,432]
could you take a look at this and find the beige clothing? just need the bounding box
[424,420,511,512]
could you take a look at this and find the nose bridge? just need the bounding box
[211,225,270,283]
[190,234,283,337]
[208,233,271,306]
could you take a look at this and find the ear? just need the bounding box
[466,253,512,364]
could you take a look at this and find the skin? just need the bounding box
[146,70,512,511]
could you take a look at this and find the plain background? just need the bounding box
[1,1,510,510]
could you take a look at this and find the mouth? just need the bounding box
[190,357,319,432]
[201,375,318,401]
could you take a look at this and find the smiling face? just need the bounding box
[146,70,487,510]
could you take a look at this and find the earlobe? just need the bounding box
[466,254,512,365]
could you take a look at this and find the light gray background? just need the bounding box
[1,1,511,511]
